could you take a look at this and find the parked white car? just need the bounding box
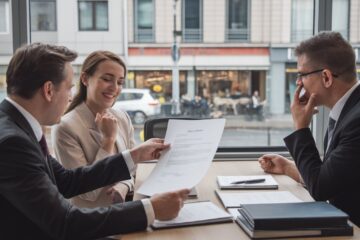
[113,88,161,124]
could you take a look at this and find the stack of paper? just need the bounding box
[216,190,302,208]
[151,201,232,229]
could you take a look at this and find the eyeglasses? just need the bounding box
[297,69,339,80]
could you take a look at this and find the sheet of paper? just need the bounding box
[137,119,225,196]
[152,201,232,228]
[216,190,302,208]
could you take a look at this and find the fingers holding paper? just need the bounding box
[150,188,190,221]
[129,138,170,163]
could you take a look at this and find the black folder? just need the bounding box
[240,202,349,230]
[236,212,354,239]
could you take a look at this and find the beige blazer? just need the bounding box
[51,102,136,208]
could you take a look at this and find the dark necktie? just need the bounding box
[326,117,336,151]
[39,135,49,157]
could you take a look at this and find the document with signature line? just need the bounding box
[137,119,225,196]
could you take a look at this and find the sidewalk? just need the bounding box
[224,114,293,129]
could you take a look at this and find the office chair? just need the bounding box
[144,117,201,141]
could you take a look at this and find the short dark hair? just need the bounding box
[6,42,78,99]
[295,31,357,82]
[66,50,127,113]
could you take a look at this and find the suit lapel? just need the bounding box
[0,100,56,182]
[324,84,360,158]
[76,102,101,144]
[0,100,37,141]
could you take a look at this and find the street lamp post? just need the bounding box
[171,0,181,115]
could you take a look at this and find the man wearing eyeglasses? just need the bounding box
[259,31,360,226]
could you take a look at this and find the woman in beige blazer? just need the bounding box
[52,51,135,208]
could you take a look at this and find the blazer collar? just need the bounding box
[325,84,360,156]
[75,102,124,151]
[0,100,37,142]
[76,102,98,130]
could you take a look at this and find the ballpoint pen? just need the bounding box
[231,178,266,184]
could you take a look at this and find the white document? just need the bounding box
[137,119,226,196]
[217,175,278,189]
[151,201,232,229]
[216,190,302,208]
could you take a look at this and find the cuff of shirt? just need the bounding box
[141,198,155,226]
[122,150,136,174]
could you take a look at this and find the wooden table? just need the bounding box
[120,161,359,240]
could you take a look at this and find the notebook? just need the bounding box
[240,202,349,230]
[217,175,278,189]
[151,201,232,229]
[216,190,302,208]
[236,211,353,239]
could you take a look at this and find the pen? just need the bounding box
[231,178,266,184]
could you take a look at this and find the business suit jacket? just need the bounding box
[0,100,147,240]
[284,84,360,226]
[52,102,135,208]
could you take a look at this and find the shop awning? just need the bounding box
[127,55,270,71]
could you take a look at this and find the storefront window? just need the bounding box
[133,71,187,102]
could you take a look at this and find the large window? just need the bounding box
[134,0,154,42]
[30,0,57,31]
[182,0,202,43]
[0,0,9,33]
[226,0,249,42]
[291,0,314,42]
[78,0,108,31]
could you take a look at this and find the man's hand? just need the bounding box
[258,154,302,183]
[258,154,292,175]
[129,138,170,164]
[291,84,317,130]
[150,189,190,221]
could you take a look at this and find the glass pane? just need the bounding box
[0,1,9,33]
[30,1,57,31]
[332,0,349,39]
[95,2,108,30]
[184,0,200,29]
[291,0,313,42]
[0,0,11,103]
[79,2,93,30]
[226,0,249,41]
[228,0,248,29]
[137,0,153,29]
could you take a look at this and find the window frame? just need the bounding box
[78,0,109,32]
[225,0,250,42]
[181,0,203,43]
[30,0,57,32]
[134,0,155,43]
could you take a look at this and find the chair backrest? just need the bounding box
[144,117,201,141]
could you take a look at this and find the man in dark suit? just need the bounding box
[258,32,360,226]
[0,43,190,240]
